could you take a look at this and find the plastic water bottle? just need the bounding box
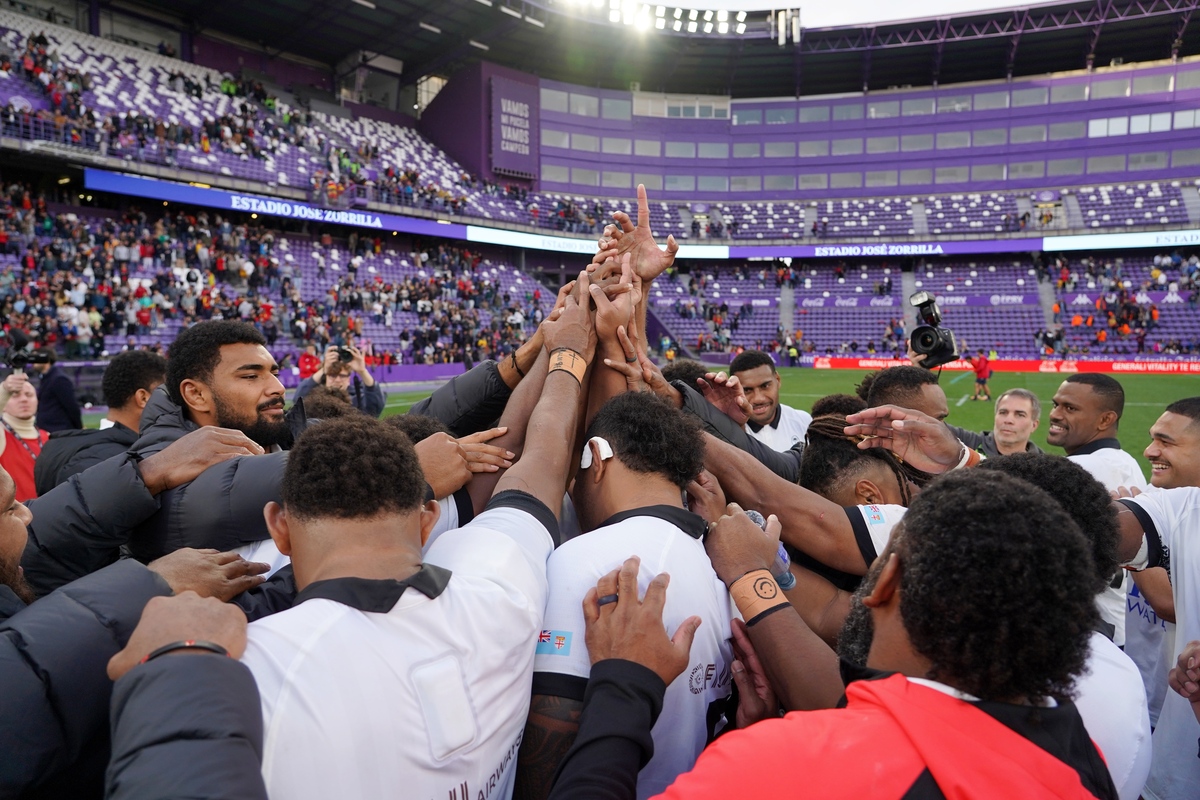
[744,510,796,590]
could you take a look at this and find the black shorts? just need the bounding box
[975,375,988,384]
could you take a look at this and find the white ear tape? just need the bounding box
[579,436,615,470]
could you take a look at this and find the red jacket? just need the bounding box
[657,674,1113,799]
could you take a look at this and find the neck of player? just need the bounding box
[289,515,426,591]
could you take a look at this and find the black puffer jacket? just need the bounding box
[407,359,512,436]
[0,560,172,799]
[33,422,138,496]
[106,654,267,800]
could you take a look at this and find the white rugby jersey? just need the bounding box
[240,491,556,800]
[844,503,909,567]
[746,403,813,453]
[1120,487,1200,800]
[421,487,474,553]
[1069,438,1149,648]
[532,505,736,800]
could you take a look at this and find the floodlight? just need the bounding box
[674,7,682,18]
[735,22,745,33]
[717,10,727,21]
[609,9,620,20]
[655,16,665,28]
[687,19,696,31]
[673,18,682,30]
[718,21,727,33]
[704,21,712,32]
[655,5,665,16]
[689,9,697,20]
[736,11,746,21]
[703,10,713,21]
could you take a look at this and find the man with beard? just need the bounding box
[20,321,297,596]
[543,472,1118,799]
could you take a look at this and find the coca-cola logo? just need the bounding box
[834,297,859,307]
[802,297,827,307]
[869,297,895,306]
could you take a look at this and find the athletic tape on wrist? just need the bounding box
[548,347,588,385]
[729,569,791,626]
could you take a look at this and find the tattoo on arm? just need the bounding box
[513,694,584,800]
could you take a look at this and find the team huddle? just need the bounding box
[1,191,1199,800]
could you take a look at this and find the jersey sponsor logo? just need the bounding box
[536,630,572,656]
[688,661,733,695]
[865,505,886,526]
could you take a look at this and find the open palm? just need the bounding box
[594,184,679,283]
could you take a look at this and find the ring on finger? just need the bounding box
[597,594,619,607]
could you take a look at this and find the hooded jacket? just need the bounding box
[551,666,1118,800]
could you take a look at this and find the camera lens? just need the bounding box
[912,328,938,353]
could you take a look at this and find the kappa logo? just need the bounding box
[1071,294,1092,305]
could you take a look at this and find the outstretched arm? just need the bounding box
[703,434,867,575]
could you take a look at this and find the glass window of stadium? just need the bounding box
[799,174,828,189]
[766,107,796,125]
[603,171,632,188]
[542,164,569,182]
[1011,87,1049,107]
[1091,79,1129,100]
[665,175,695,191]
[973,91,1009,110]
[867,100,899,119]
[764,141,796,158]
[569,93,599,117]
[832,138,863,156]
[798,140,829,157]
[602,137,632,155]
[936,131,970,150]
[936,95,971,113]
[542,130,569,148]
[698,142,729,158]
[1178,69,1200,90]
[635,139,661,157]
[699,176,730,191]
[733,142,761,158]
[1049,121,1086,140]
[635,174,664,190]
[730,176,760,191]
[764,175,796,190]
[541,89,568,113]
[1051,83,1087,103]
[832,104,864,121]
[733,108,762,125]
[602,98,632,120]
[799,106,830,123]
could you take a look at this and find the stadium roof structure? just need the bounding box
[147,0,1200,97]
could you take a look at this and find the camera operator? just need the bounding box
[295,344,385,418]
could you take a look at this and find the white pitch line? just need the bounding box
[956,394,970,407]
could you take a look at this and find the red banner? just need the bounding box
[808,357,1200,374]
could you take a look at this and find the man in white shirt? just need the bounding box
[239,294,594,800]
[730,351,811,452]
[1047,373,1148,647]
[1118,484,1200,800]
[515,392,736,800]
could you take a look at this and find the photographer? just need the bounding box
[295,344,385,418]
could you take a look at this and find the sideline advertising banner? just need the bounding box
[805,356,1200,373]
[490,77,539,178]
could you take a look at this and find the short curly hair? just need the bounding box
[979,452,1119,594]
[101,350,167,409]
[166,321,267,406]
[894,470,1098,702]
[661,359,709,388]
[282,415,425,520]
[585,392,704,489]
[301,386,354,421]
[865,366,940,409]
[385,413,451,443]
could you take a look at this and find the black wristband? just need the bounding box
[510,350,525,378]
[139,639,230,665]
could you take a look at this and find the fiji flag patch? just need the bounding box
[865,505,886,526]
[536,630,572,656]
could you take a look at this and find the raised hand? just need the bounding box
[415,432,471,498]
[543,269,598,361]
[146,548,270,601]
[582,556,700,686]
[107,592,249,681]
[685,469,726,523]
[137,426,266,496]
[458,426,515,473]
[589,253,641,343]
[843,405,964,474]
[704,503,781,587]
[601,326,649,394]
[589,184,679,283]
[697,371,750,426]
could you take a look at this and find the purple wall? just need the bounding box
[535,62,1200,199]
[192,34,333,93]
[421,61,540,185]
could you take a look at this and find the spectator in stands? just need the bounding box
[0,372,48,501]
[297,343,321,380]
[34,350,167,495]
[295,344,385,418]
[29,348,80,432]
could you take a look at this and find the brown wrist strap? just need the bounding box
[729,569,791,626]
[548,347,588,385]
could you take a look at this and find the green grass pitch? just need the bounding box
[379,369,1197,477]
